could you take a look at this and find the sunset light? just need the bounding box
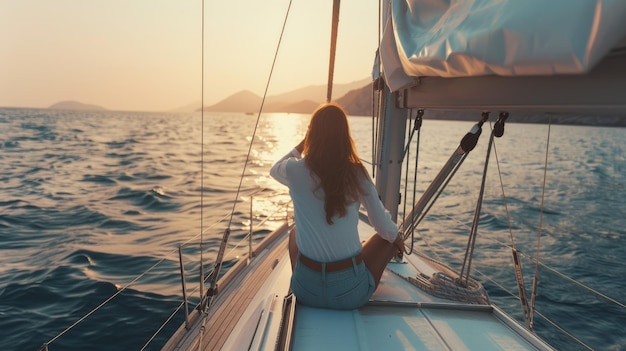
[0,0,377,112]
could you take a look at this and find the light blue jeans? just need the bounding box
[291,253,375,310]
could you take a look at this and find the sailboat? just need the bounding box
[36,1,626,350]
[157,1,626,350]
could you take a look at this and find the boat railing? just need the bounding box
[36,187,293,351]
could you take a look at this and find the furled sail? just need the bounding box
[380,0,626,92]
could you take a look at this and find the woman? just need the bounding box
[270,102,404,310]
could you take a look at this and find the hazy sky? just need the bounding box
[1,0,379,111]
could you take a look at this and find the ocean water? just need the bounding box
[0,108,624,351]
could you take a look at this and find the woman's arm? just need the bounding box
[269,140,305,186]
[360,179,399,243]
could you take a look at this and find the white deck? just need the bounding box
[294,304,534,351]
[287,221,551,350]
[163,221,554,351]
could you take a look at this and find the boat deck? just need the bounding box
[288,221,552,351]
[163,221,554,351]
[293,263,542,351]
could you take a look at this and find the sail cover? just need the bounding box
[380,0,626,92]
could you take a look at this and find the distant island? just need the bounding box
[49,100,107,111]
[45,80,626,127]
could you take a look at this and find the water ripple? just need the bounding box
[0,110,624,351]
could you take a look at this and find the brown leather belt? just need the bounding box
[298,253,363,273]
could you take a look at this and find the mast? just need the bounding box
[374,0,408,221]
[374,88,407,221]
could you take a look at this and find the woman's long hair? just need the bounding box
[303,103,368,224]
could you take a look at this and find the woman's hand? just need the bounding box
[393,232,405,257]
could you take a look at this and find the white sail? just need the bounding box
[381,0,626,91]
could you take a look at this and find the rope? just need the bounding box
[371,78,383,177]
[490,125,530,328]
[492,125,516,247]
[388,253,490,305]
[531,114,552,321]
[401,112,412,229]
[400,110,422,254]
[491,113,549,329]
[490,114,533,328]
[371,82,379,177]
[326,0,341,102]
[407,114,423,254]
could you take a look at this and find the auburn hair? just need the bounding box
[303,103,368,224]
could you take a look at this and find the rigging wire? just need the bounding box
[38,254,174,350]
[490,119,532,328]
[400,109,423,254]
[371,75,379,176]
[480,114,533,328]
[199,0,205,305]
[531,114,552,321]
[458,124,494,287]
[197,3,208,348]
[204,0,294,310]
[371,0,384,177]
[224,0,292,232]
[393,111,622,349]
[403,152,469,234]
[35,193,259,350]
[371,77,383,176]
[401,112,412,224]
[491,113,551,329]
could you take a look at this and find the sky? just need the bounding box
[1,0,380,112]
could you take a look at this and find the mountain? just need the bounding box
[49,100,107,111]
[198,79,626,126]
[266,78,370,105]
[206,90,263,113]
[201,78,371,114]
[336,82,377,117]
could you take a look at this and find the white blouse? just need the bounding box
[270,148,398,262]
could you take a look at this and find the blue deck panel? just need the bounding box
[423,308,540,351]
[292,308,362,350]
[293,303,541,351]
[357,306,448,351]
[290,221,548,351]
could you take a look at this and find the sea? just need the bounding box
[0,108,624,351]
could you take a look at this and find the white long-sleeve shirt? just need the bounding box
[270,148,398,262]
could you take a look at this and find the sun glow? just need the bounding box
[263,112,310,162]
